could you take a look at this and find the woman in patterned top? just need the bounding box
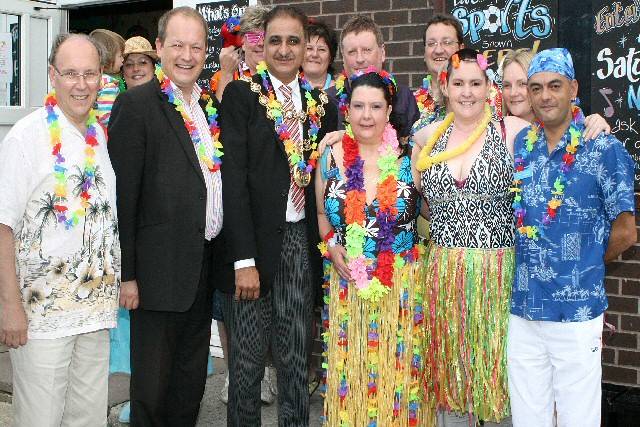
[411,48,529,426]
[316,71,428,426]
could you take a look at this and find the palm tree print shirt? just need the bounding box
[0,106,120,339]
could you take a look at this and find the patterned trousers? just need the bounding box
[222,221,314,427]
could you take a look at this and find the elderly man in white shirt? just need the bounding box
[0,33,120,427]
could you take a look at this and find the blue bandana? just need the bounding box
[527,48,575,80]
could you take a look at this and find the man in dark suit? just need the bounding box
[219,5,337,426]
[108,7,231,426]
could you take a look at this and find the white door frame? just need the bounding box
[0,1,62,127]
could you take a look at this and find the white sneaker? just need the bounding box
[219,374,229,404]
[261,367,276,404]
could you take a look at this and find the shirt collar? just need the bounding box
[268,71,300,96]
[169,80,201,105]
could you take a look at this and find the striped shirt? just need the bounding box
[172,82,223,240]
[96,74,120,128]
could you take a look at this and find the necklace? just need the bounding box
[44,91,100,229]
[155,64,223,173]
[342,122,402,301]
[250,61,328,187]
[511,105,584,240]
[416,104,492,171]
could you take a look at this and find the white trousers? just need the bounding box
[507,314,603,427]
[9,329,110,427]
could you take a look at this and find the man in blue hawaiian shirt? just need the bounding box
[507,48,637,427]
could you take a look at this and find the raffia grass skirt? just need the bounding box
[321,255,427,427]
[422,242,514,423]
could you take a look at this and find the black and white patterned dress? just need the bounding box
[419,120,516,422]
[420,121,515,249]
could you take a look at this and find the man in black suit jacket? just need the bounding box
[219,6,337,427]
[108,7,231,426]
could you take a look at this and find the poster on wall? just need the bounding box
[591,1,640,190]
[196,0,249,89]
[446,0,558,81]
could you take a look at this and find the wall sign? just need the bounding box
[591,0,640,189]
[447,0,558,79]
[196,0,248,89]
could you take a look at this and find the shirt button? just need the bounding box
[277,226,283,234]
[198,226,205,234]
[281,189,288,198]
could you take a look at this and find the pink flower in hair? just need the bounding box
[476,54,488,71]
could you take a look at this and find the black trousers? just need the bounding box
[222,221,314,427]
[130,241,215,427]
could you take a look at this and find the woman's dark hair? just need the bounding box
[307,18,338,75]
[445,47,489,83]
[349,72,402,136]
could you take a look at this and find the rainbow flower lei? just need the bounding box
[44,91,99,229]
[511,104,584,240]
[253,61,325,179]
[154,64,223,172]
[414,74,438,117]
[343,122,401,301]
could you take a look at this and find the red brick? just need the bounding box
[322,0,354,14]
[293,1,321,16]
[602,347,616,364]
[607,261,640,279]
[605,312,620,330]
[605,278,620,295]
[621,244,640,261]
[621,315,640,332]
[602,364,638,384]
[392,57,425,73]
[622,280,640,297]
[390,24,428,41]
[373,10,409,26]
[608,296,639,314]
[619,350,640,367]
[411,8,430,24]
[385,41,411,57]
[605,331,638,349]
[359,0,392,11]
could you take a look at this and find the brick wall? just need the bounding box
[604,193,640,388]
[259,0,640,389]
[260,0,435,89]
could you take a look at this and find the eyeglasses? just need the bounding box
[244,31,264,45]
[425,39,459,49]
[52,66,101,85]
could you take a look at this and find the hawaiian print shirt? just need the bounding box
[0,106,120,339]
[511,124,635,322]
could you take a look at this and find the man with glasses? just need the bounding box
[108,7,231,425]
[0,33,120,426]
[413,13,464,131]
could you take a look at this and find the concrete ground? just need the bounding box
[0,359,324,426]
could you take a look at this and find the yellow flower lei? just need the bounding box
[416,104,492,171]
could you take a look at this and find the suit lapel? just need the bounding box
[156,82,205,184]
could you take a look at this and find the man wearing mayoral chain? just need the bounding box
[219,5,337,426]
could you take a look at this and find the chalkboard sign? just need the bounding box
[196,0,249,89]
[447,0,558,80]
[591,0,640,190]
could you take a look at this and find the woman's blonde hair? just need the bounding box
[500,49,535,115]
[90,29,125,74]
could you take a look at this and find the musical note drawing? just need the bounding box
[599,88,614,118]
